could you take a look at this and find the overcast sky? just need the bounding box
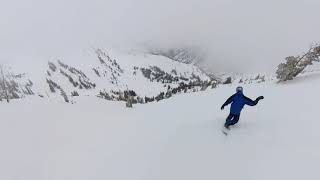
[0,0,319,73]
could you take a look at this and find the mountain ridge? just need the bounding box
[0,48,218,105]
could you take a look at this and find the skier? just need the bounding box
[221,86,264,129]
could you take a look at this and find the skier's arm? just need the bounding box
[221,94,235,110]
[244,96,264,106]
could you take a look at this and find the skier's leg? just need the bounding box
[224,113,234,128]
[227,115,240,126]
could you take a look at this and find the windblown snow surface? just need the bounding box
[0,72,320,180]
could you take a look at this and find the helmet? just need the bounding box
[236,86,243,93]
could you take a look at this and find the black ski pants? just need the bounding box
[225,113,240,127]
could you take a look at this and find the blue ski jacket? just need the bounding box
[222,92,261,115]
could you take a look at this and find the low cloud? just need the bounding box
[0,0,319,73]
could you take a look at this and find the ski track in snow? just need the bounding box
[0,72,319,180]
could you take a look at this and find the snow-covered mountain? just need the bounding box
[0,48,217,104]
[148,46,205,65]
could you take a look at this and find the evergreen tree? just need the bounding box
[276,45,320,81]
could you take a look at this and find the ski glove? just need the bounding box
[221,105,225,110]
[256,96,264,101]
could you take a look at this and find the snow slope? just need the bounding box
[0,71,319,180]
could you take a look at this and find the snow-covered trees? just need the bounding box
[0,65,34,102]
[0,65,9,102]
[276,45,320,82]
[46,79,69,102]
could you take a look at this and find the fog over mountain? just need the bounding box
[1,0,320,73]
